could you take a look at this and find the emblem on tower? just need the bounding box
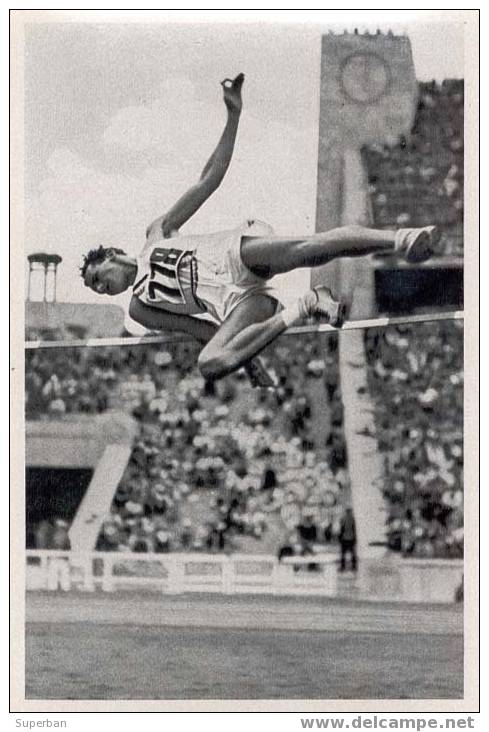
[340,52,390,104]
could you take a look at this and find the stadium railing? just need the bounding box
[26,549,463,604]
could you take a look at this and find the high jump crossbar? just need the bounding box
[24,310,464,350]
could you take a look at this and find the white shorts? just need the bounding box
[191,219,283,323]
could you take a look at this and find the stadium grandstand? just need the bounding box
[25,76,463,564]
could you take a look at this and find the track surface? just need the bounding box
[26,592,463,700]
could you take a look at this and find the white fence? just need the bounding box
[25,550,463,604]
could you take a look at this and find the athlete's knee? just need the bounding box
[198,347,236,380]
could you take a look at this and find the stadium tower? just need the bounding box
[27,252,62,303]
[313,31,418,558]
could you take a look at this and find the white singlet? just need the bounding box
[133,219,282,323]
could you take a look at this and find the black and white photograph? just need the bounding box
[10,9,479,713]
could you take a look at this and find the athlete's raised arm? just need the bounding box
[146,73,245,241]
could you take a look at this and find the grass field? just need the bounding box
[25,592,463,700]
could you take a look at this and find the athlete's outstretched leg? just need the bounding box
[241,224,438,278]
[198,224,439,381]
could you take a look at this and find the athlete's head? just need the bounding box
[81,246,135,296]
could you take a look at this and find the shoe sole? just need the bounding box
[405,226,440,264]
[334,301,349,328]
[314,287,349,328]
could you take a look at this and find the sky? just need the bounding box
[22,12,466,315]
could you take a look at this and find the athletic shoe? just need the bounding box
[298,286,348,327]
[394,225,440,264]
[245,358,278,388]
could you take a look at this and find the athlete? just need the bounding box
[82,73,439,384]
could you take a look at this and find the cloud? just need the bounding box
[26,92,318,306]
[102,76,220,160]
[105,106,162,153]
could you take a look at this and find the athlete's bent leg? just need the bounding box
[197,286,347,380]
[198,295,288,380]
[241,224,437,278]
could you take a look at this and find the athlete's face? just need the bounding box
[84,256,129,296]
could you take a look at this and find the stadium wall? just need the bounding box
[26,550,463,604]
[25,301,125,339]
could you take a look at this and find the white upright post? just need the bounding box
[167,555,184,594]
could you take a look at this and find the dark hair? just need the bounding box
[80,246,125,280]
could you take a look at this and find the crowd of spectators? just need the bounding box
[26,304,464,562]
[27,334,349,554]
[363,80,464,258]
[365,319,464,558]
[26,345,113,417]
[360,79,464,558]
